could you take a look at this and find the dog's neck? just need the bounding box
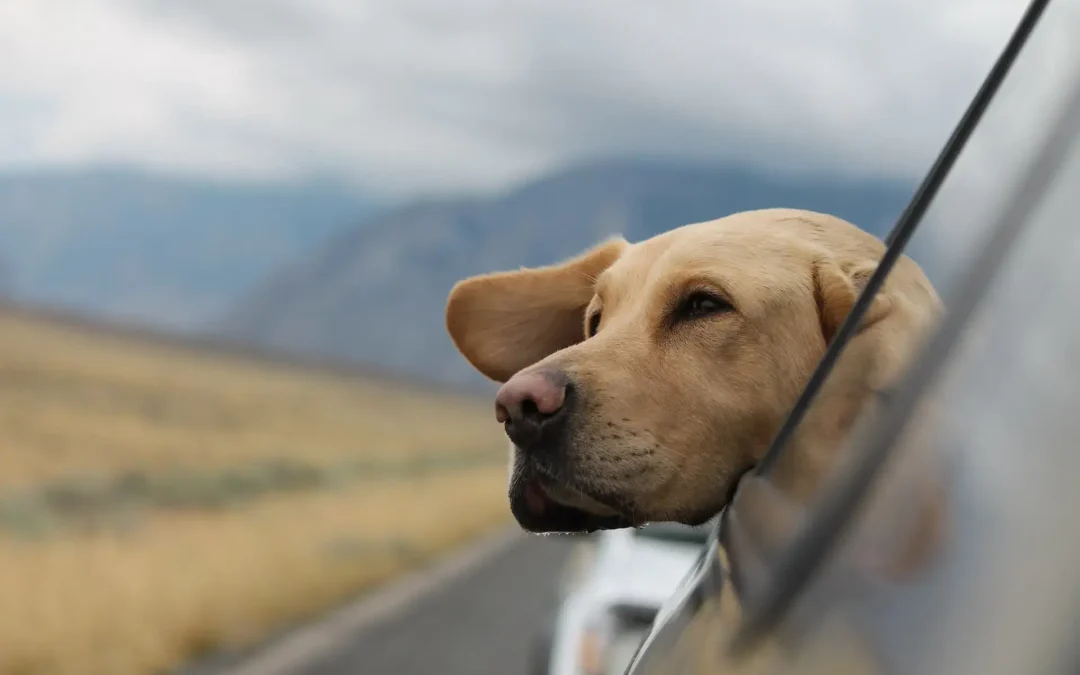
[728,385,946,591]
[767,386,896,503]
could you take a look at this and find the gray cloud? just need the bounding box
[921,0,1080,268]
[0,0,1035,198]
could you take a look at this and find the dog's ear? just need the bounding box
[775,255,941,501]
[446,238,628,382]
[812,259,891,345]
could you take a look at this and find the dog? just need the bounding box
[444,208,943,540]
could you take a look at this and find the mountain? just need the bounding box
[0,255,12,297]
[0,168,371,329]
[213,159,922,389]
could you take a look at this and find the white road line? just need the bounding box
[220,526,523,675]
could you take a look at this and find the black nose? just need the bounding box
[494,370,571,450]
[505,398,560,448]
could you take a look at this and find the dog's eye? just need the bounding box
[676,291,733,320]
[587,311,602,337]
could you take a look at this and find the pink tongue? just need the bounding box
[525,481,548,515]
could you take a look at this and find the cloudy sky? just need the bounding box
[0,0,1039,198]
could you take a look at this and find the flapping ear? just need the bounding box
[813,259,892,345]
[445,237,628,382]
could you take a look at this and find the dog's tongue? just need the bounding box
[524,480,548,516]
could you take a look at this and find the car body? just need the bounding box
[625,0,1080,673]
[534,521,713,675]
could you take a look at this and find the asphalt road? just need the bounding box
[304,533,575,675]
[191,530,578,675]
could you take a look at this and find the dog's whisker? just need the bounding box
[571,268,600,285]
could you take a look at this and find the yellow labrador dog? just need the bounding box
[445,208,942,536]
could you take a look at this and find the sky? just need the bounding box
[0,0,1043,199]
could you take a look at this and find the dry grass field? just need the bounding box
[0,308,511,675]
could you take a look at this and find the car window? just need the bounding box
[628,0,1080,672]
[725,0,1080,652]
[749,0,1061,493]
[752,58,1080,675]
[727,0,1076,600]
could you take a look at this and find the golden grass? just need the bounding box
[0,468,511,675]
[0,309,512,675]
[0,311,502,491]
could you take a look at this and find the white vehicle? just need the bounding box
[530,521,713,675]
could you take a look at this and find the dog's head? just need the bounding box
[446,209,941,534]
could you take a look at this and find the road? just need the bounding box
[306,532,574,675]
[194,529,577,675]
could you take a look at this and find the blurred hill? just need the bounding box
[0,254,12,297]
[0,169,371,329]
[212,159,920,388]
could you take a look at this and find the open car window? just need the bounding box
[627,0,1080,672]
[746,60,1080,675]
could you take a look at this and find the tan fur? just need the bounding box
[446,208,943,548]
[446,238,628,383]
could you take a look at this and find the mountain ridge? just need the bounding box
[0,167,372,328]
[213,158,923,388]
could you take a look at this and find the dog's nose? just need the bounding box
[495,370,569,448]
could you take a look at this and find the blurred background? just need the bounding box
[0,1,1031,674]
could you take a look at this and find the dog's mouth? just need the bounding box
[509,461,636,534]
